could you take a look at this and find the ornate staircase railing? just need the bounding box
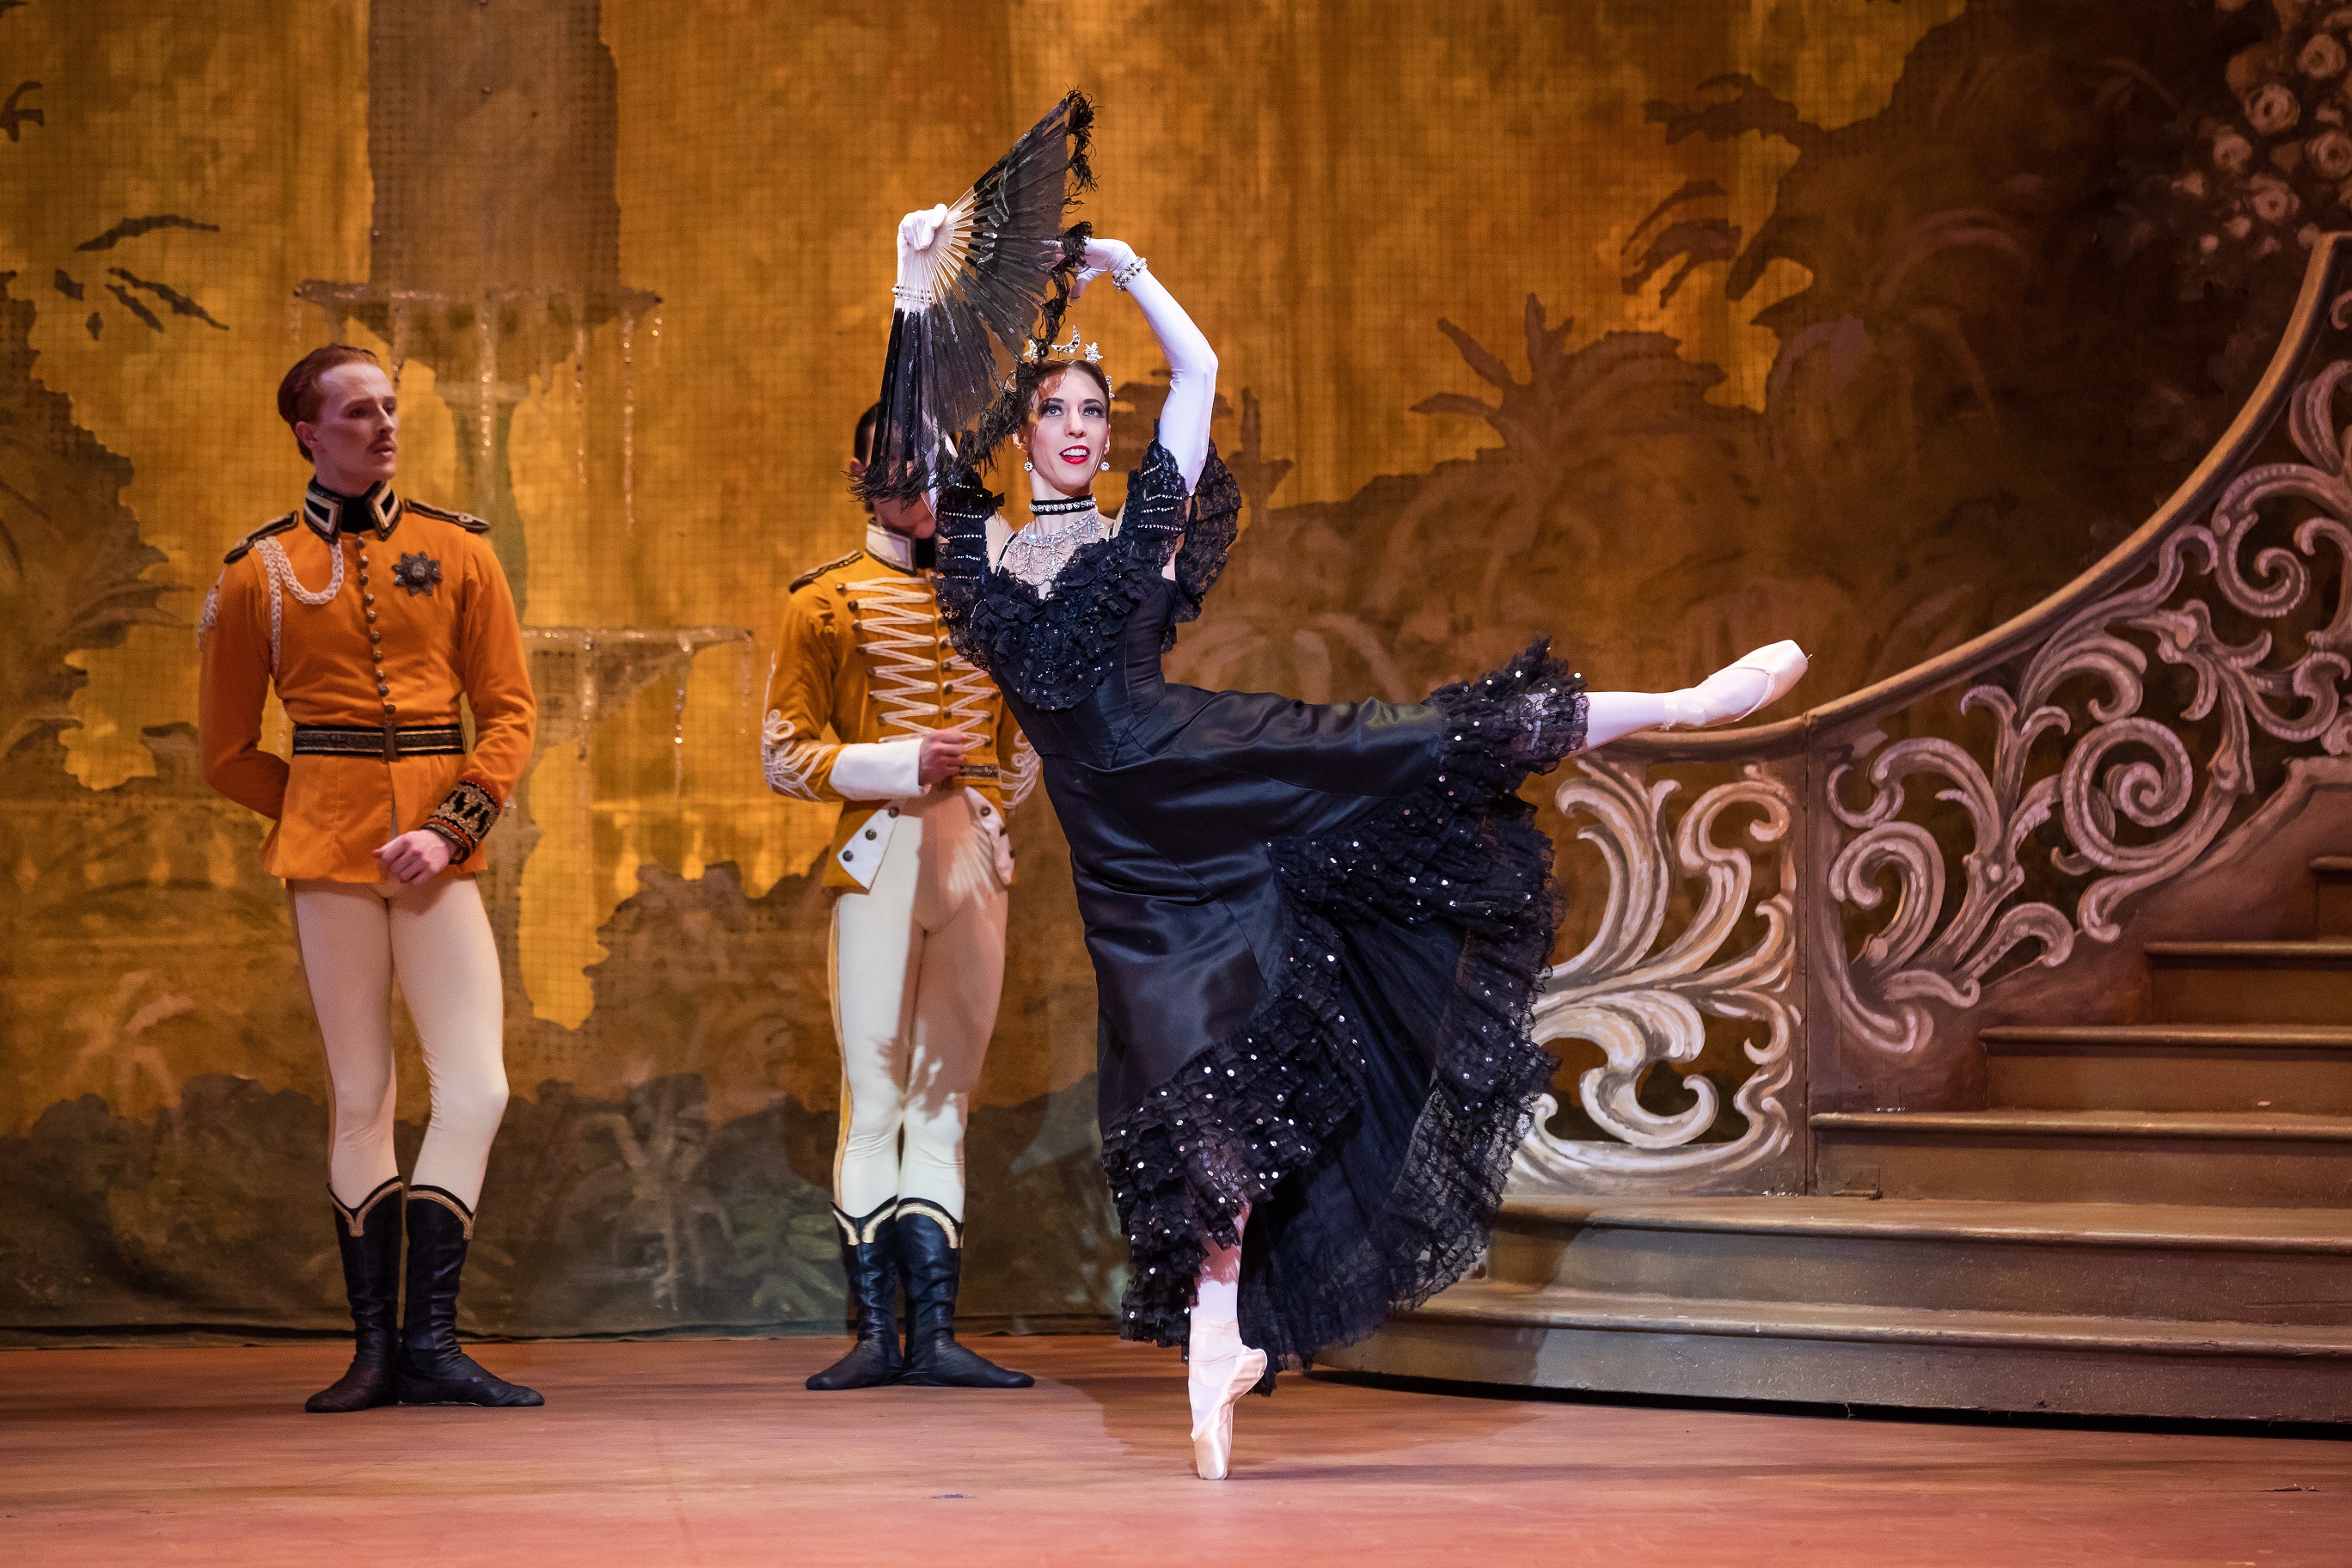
[1516,235,2352,1198]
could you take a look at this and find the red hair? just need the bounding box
[277,345,383,460]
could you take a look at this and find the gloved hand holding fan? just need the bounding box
[857,90,1097,502]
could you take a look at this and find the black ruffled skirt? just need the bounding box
[1046,640,1583,1368]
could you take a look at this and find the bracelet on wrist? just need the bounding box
[1111,255,1149,291]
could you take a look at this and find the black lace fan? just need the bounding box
[857,91,1096,503]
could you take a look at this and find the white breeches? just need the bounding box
[830,788,1009,1220]
[289,877,510,1213]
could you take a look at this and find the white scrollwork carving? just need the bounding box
[1513,757,1798,1192]
[1827,359,2352,1056]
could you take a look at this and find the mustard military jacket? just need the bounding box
[763,521,1034,890]
[197,479,536,882]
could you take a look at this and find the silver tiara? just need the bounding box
[1024,325,1102,367]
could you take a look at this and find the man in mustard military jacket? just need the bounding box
[762,403,1036,1393]
[198,344,540,1413]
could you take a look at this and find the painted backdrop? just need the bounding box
[0,0,2326,1336]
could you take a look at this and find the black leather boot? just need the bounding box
[806,1201,904,1391]
[896,1203,1032,1389]
[395,1186,542,1408]
[306,1179,404,1413]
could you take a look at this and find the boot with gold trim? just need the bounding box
[394,1186,542,1407]
[896,1204,1032,1389]
[806,1200,904,1391]
[305,1178,404,1413]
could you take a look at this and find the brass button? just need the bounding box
[358,572,371,585]
[362,591,375,605]
[356,553,369,567]
[368,630,382,644]
[863,828,877,840]
[383,702,396,716]
[377,682,390,696]
[364,609,377,622]
[887,805,900,818]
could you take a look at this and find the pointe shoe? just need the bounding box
[1665,640,1810,728]
[1188,1335,1268,1481]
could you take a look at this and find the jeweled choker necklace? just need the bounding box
[1000,493,1111,592]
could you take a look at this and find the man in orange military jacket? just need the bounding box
[199,344,540,1413]
[762,403,1037,1392]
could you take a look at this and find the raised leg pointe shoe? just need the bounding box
[1187,1317,1269,1481]
[395,1188,542,1408]
[895,1204,1033,1389]
[806,1201,904,1392]
[307,1179,404,1414]
[1663,640,1810,729]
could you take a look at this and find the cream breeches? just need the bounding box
[289,876,510,1213]
[830,789,1009,1221]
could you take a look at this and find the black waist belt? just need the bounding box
[291,723,465,762]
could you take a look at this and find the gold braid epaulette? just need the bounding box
[403,498,493,534]
[790,550,864,592]
[223,513,297,564]
[421,780,500,859]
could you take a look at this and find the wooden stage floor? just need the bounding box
[3,1335,2348,1565]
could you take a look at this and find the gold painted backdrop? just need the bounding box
[0,0,2316,1336]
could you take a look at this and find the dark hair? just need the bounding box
[278,345,383,461]
[854,401,880,465]
[1023,359,1112,420]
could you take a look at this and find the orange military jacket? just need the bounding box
[197,479,536,882]
[763,522,1034,891]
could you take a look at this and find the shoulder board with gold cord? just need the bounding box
[223,513,297,564]
[790,550,864,593]
[403,497,493,533]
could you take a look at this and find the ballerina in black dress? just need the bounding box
[881,211,1807,1478]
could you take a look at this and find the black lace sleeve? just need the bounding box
[1114,436,1189,566]
[1117,438,1239,649]
[932,468,998,659]
[1171,445,1240,628]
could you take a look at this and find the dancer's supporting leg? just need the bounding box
[812,819,924,1391]
[896,793,1027,1388]
[1188,1207,1267,1481]
[382,876,538,1407]
[292,881,405,1414]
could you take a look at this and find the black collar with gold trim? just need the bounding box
[864,519,935,573]
[303,478,401,542]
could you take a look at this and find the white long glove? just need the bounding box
[1075,237,1217,492]
[896,202,954,303]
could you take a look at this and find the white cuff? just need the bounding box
[827,737,924,800]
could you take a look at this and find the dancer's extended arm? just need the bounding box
[1079,239,1216,491]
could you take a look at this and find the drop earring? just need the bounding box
[1023,460,1033,472]
[1099,459,1110,471]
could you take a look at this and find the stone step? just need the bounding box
[2147,940,2352,1026]
[1484,1196,2352,1326]
[1810,1108,2352,1207]
[2312,854,2352,938]
[1981,1024,2352,1113]
[1325,1279,2352,1421]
